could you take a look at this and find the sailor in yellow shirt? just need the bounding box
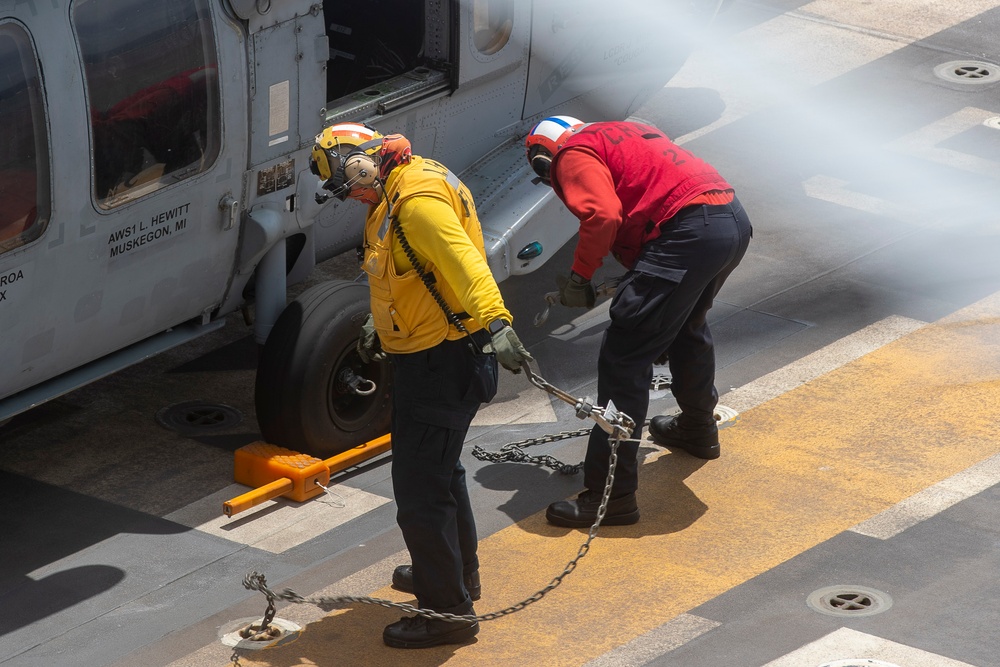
[310,123,532,649]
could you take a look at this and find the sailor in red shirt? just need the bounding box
[525,116,752,527]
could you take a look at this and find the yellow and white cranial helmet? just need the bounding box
[310,122,385,203]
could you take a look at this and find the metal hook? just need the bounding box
[338,368,377,396]
[532,277,622,327]
[533,291,560,327]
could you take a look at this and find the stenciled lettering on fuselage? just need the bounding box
[107,202,191,259]
[602,40,646,68]
[0,266,26,305]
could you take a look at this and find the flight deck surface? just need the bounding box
[4,1,1000,665]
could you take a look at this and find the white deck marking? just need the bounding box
[669,0,997,145]
[472,375,560,426]
[887,107,1000,180]
[851,452,1000,539]
[803,175,920,221]
[165,483,391,554]
[165,549,410,667]
[669,8,903,145]
[762,627,977,666]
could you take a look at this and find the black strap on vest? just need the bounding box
[390,212,481,353]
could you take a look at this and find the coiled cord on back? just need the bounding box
[391,221,470,335]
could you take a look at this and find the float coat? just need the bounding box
[362,156,510,353]
[551,120,733,277]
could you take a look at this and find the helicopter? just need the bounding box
[0,0,728,457]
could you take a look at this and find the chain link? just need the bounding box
[259,597,276,632]
[242,433,638,624]
[241,364,643,627]
[471,426,592,474]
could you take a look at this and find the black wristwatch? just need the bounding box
[487,318,511,335]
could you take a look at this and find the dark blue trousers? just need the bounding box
[389,330,496,614]
[584,198,752,496]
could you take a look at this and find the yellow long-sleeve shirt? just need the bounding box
[363,156,512,352]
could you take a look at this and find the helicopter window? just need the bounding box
[74,0,221,208]
[323,0,425,101]
[0,24,49,254]
[473,0,513,55]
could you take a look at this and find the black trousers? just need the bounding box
[584,197,752,496]
[389,330,496,614]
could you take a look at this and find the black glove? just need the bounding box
[356,314,385,363]
[487,325,534,374]
[555,272,596,308]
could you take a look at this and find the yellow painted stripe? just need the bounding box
[235,295,1000,665]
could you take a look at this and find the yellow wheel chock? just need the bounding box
[223,434,391,517]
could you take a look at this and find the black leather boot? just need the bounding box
[545,489,639,527]
[648,414,720,459]
[391,565,481,601]
[383,614,479,649]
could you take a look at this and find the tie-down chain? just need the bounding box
[241,362,636,631]
[470,362,635,473]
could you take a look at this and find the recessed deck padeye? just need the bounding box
[933,60,999,85]
[807,585,893,618]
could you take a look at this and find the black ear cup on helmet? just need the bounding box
[528,146,553,182]
[321,156,349,200]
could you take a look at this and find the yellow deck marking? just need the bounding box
[232,296,1000,666]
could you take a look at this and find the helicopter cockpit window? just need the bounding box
[0,24,49,254]
[74,0,221,208]
[473,0,513,55]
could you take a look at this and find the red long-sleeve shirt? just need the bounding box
[550,122,733,279]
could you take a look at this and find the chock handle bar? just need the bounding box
[223,434,392,517]
[224,478,295,517]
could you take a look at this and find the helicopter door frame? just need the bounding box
[0,0,248,409]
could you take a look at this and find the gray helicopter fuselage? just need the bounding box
[0,0,723,427]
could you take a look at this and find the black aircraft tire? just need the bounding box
[255,280,392,458]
